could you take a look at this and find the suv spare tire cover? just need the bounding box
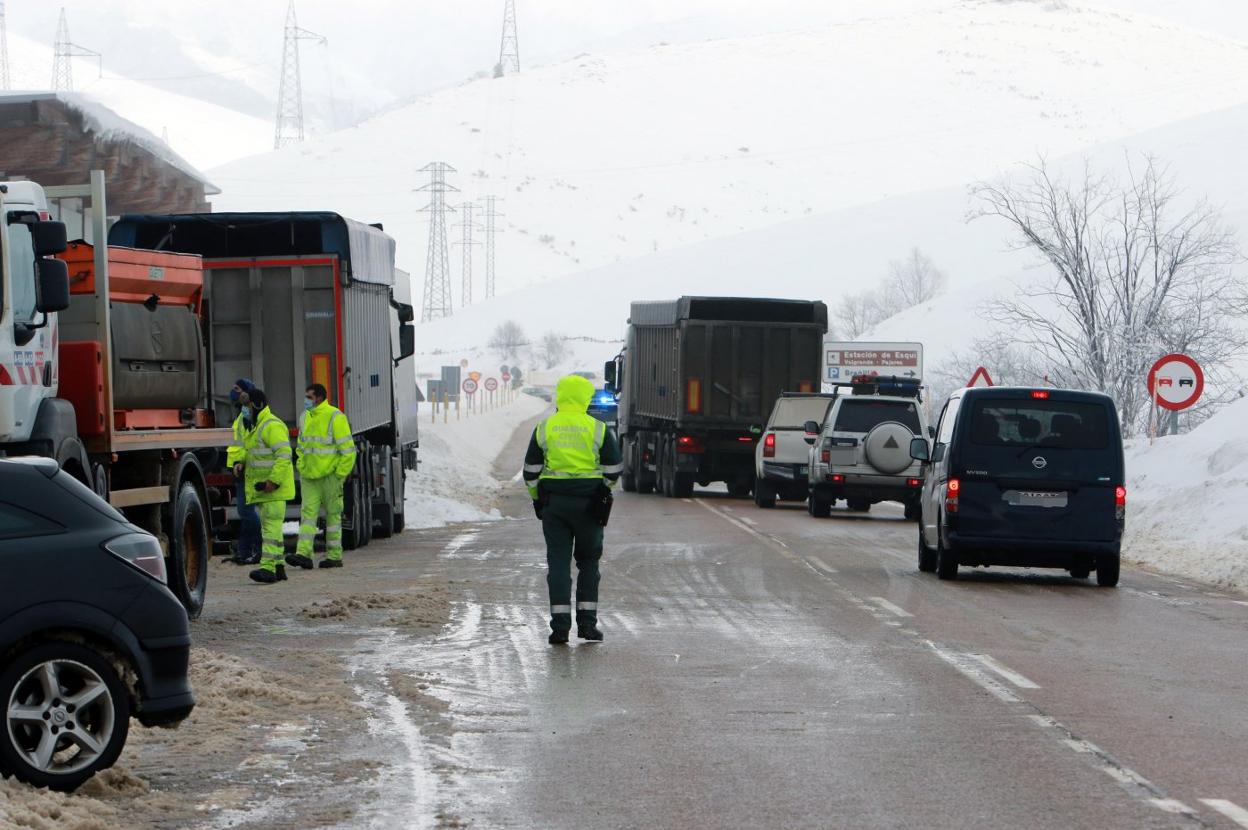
[864,421,914,475]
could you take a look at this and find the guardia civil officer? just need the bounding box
[523,375,623,644]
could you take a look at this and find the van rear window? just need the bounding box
[969,400,1110,450]
[834,400,922,434]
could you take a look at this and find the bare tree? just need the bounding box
[970,155,1244,435]
[834,293,885,340]
[488,320,527,362]
[538,332,568,369]
[887,247,948,308]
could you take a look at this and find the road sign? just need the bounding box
[468,371,482,382]
[502,371,511,382]
[824,341,923,382]
[460,359,469,368]
[484,377,499,392]
[967,367,994,388]
[1148,353,1203,411]
[462,378,478,395]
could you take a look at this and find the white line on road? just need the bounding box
[1233,600,1248,608]
[1201,799,1248,828]
[739,516,758,526]
[966,653,1040,689]
[868,597,913,618]
[805,558,838,576]
[1148,799,1199,818]
[925,642,1021,704]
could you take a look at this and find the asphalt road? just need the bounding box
[403,478,1248,828]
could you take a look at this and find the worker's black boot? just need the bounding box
[548,630,569,645]
[578,626,604,642]
[229,551,260,566]
[318,558,343,569]
[249,565,288,584]
[285,553,314,570]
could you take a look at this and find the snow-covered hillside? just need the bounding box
[209,1,1248,300]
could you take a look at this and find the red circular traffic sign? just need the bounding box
[484,377,499,392]
[501,372,511,382]
[1147,353,1203,411]
[462,378,479,395]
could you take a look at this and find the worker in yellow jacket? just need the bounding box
[288,383,356,570]
[241,388,295,584]
[226,378,262,566]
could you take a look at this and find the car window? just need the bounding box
[833,399,922,434]
[0,501,64,540]
[937,397,962,444]
[969,400,1111,450]
[769,397,833,429]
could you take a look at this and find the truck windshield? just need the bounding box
[769,397,834,429]
[969,400,1110,450]
[834,399,922,434]
[3,219,38,324]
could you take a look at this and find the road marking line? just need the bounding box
[805,559,838,576]
[1102,765,1151,787]
[868,597,913,618]
[739,516,757,526]
[966,653,1040,689]
[1232,600,1248,608]
[1063,739,1094,753]
[1149,799,1198,817]
[1201,799,1248,828]
[925,642,1021,704]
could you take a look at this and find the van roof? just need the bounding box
[955,387,1116,406]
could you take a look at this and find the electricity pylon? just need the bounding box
[51,8,101,92]
[275,0,326,149]
[455,202,482,307]
[480,196,504,299]
[418,163,459,322]
[495,0,520,77]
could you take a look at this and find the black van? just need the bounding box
[909,387,1125,586]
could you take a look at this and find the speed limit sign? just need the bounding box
[462,378,479,395]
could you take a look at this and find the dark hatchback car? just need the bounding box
[910,388,1125,586]
[0,457,194,791]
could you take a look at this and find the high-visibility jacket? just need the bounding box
[296,401,356,479]
[524,375,623,499]
[244,406,295,503]
[226,412,253,467]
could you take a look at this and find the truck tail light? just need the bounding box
[686,379,702,414]
[798,380,813,393]
[103,532,167,584]
[676,435,704,453]
[945,478,960,514]
[1115,485,1126,521]
[763,433,776,458]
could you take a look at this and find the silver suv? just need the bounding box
[805,376,929,519]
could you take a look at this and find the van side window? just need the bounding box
[936,397,961,445]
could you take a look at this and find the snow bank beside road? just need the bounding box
[404,394,550,530]
[1125,398,1248,590]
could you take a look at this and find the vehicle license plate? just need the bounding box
[797,465,808,476]
[1011,490,1068,508]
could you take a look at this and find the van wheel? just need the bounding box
[167,483,209,620]
[935,524,958,580]
[1095,555,1119,588]
[918,531,937,573]
[0,642,130,792]
[1069,567,1091,580]
[753,480,776,509]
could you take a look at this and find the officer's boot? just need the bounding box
[578,624,604,642]
[249,565,288,584]
[549,613,572,645]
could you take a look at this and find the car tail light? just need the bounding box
[828,474,845,483]
[906,478,922,487]
[737,436,754,443]
[642,450,652,464]
[763,433,776,458]
[1031,390,1050,400]
[820,450,830,463]
[686,379,702,414]
[1115,485,1126,521]
[945,478,961,514]
[676,435,705,453]
[103,532,167,584]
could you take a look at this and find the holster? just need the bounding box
[536,480,552,506]
[586,483,614,527]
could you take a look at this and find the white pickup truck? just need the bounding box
[753,393,837,508]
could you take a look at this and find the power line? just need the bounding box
[455,202,482,307]
[51,7,101,93]
[495,0,520,78]
[417,163,459,322]
[275,0,326,150]
[481,196,504,300]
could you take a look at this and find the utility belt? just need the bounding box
[537,480,614,527]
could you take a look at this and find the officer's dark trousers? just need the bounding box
[541,493,603,634]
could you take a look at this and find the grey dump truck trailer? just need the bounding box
[606,297,828,498]
[108,212,419,552]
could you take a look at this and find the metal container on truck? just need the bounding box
[108,211,418,549]
[605,296,827,498]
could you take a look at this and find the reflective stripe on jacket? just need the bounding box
[226,412,252,467]
[297,402,356,479]
[244,407,295,503]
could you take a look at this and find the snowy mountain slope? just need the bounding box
[209,0,1248,298]
[5,31,272,170]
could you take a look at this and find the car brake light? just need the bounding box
[676,435,705,453]
[103,532,167,584]
[1115,486,1126,506]
[737,436,754,443]
[1031,390,1050,399]
[945,478,960,514]
[828,474,845,483]
[763,433,776,458]
[907,478,921,487]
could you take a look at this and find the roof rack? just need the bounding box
[847,374,923,399]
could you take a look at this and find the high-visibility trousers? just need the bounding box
[297,476,345,562]
[541,493,603,633]
[258,501,287,573]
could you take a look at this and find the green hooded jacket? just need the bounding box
[523,375,623,498]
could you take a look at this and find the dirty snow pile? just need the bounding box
[404,393,550,530]
[1124,397,1248,590]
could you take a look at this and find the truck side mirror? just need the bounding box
[35,258,70,314]
[30,221,68,256]
[910,437,931,462]
[803,420,821,445]
[396,322,416,363]
[603,360,617,391]
[392,300,415,324]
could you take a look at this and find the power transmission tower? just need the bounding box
[0,2,10,91]
[51,8,101,92]
[274,0,326,150]
[455,202,482,307]
[495,0,520,77]
[480,196,504,299]
[417,163,459,322]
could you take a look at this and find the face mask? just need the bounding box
[242,408,254,423]
[304,399,315,411]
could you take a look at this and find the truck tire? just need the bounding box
[621,439,637,492]
[809,492,831,518]
[672,472,694,499]
[343,478,363,551]
[167,482,209,620]
[373,448,394,540]
[753,480,776,509]
[392,466,406,535]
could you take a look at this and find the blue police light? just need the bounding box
[592,390,618,407]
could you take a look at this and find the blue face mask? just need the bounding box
[304,399,315,411]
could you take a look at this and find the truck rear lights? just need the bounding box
[906,478,922,487]
[945,478,961,513]
[676,435,705,453]
[763,433,776,458]
[686,379,702,414]
[103,532,167,584]
[798,381,813,393]
[1031,390,1051,399]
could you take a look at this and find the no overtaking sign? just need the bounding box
[1147,353,1203,411]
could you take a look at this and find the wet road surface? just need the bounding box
[402,485,1248,829]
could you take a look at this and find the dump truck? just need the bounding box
[605,297,828,498]
[1,172,231,618]
[109,209,420,551]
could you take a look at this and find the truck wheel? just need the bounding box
[753,480,776,509]
[393,466,406,534]
[167,482,209,620]
[360,454,374,547]
[90,463,109,501]
[343,478,362,551]
[1095,555,1119,588]
[0,642,130,792]
[727,480,751,498]
[373,449,394,540]
[672,472,694,499]
[809,493,831,518]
